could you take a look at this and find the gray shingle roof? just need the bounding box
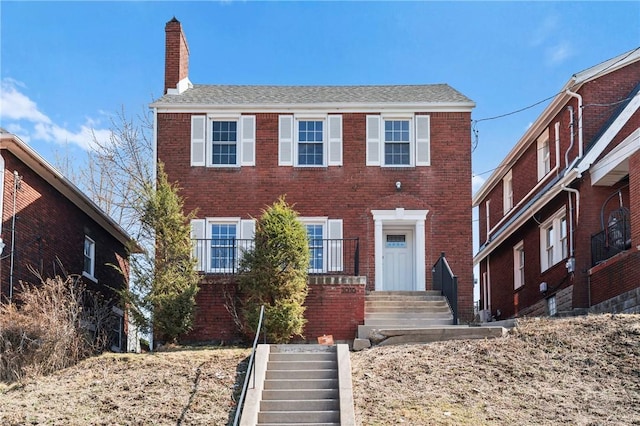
[152,84,474,106]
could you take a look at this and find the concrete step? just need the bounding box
[263,378,338,390]
[260,399,340,412]
[368,290,442,297]
[259,424,339,426]
[266,369,338,380]
[365,300,450,310]
[258,410,340,424]
[369,326,508,345]
[269,352,336,362]
[364,318,453,327]
[365,311,452,320]
[358,322,454,339]
[261,389,340,401]
[366,293,444,302]
[267,360,337,370]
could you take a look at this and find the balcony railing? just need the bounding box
[591,215,632,266]
[191,238,359,276]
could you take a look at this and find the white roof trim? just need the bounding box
[0,132,138,250]
[151,102,475,113]
[591,127,640,186]
[577,90,640,175]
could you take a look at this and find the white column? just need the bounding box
[415,218,426,291]
[374,218,384,291]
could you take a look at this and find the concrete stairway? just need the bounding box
[358,291,453,339]
[356,291,506,346]
[240,344,355,426]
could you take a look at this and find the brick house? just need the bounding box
[151,18,476,343]
[473,48,640,320]
[0,130,135,351]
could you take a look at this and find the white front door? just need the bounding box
[383,229,415,291]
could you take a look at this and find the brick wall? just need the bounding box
[0,151,128,301]
[182,276,366,344]
[157,110,474,322]
[589,250,640,306]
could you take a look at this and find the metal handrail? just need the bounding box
[232,305,265,426]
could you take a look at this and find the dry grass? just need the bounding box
[1,314,638,425]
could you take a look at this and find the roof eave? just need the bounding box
[149,101,476,112]
[0,134,142,253]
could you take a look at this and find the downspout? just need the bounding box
[562,186,580,273]
[566,89,584,159]
[565,106,575,170]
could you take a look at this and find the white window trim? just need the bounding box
[207,115,241,168]
[190,114,256,168]
[191,217,255,273]
[294,116,328,167]
[539,207,567,272]
[513,241,524,290]
[300,217,328,273]
[503,170,513,215]
[366,114,430,168]
[83,236,97,282]
[537,128,551,181]
[381,115,414,168]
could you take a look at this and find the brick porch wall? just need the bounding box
[181,275,366,344]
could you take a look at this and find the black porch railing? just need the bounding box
[432,252,458,324]
[591,215,632,266]
[191,238,359,276]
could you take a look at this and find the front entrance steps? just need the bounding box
[355,291,507,347]
[240,344,355,426]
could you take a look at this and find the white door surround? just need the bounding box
[372,208,428,291]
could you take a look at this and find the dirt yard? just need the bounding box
[1,314,638,425]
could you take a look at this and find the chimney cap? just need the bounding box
[168,16,180,24]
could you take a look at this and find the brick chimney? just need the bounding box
[164,17,191,95]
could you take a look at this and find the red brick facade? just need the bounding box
[476,52,640,319]
[0,151,129,299]
[155,18,475,342]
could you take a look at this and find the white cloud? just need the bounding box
[546,41,573,65]
[0,78,51,124]
[472,174,486,194]
[0,78,110,151]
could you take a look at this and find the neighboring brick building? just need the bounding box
[473,48,640,320]
[151,18,476,342]
[0,130,135,351]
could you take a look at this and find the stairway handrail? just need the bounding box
[233,304,265,426]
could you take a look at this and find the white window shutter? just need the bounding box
[366,115,381,166]
[240,115,256,166]
[279,115,294,166]
[327,219,343,272]
[327,115,343,166]
[190,219,206,271]
[191,115,206,167]
[239,219,256,264]
[415,115,430,166]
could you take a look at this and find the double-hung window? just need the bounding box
[190,115,256,167]
[299,218,343,273]
[278,115,343,167]
[540,208,568,271]
[537,128,551,180]
[298,120,324,166]
[212,121,237,165]
[503,170,513,214]
[190,218,255,273]
[366,114,430,167]
[83,236,96,280]
[513,241,524,290]
[384,120,411,165]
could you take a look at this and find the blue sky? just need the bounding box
[1,1,639,193]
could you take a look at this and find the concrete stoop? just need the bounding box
[355,291,508,347]
[240,344,355,426]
